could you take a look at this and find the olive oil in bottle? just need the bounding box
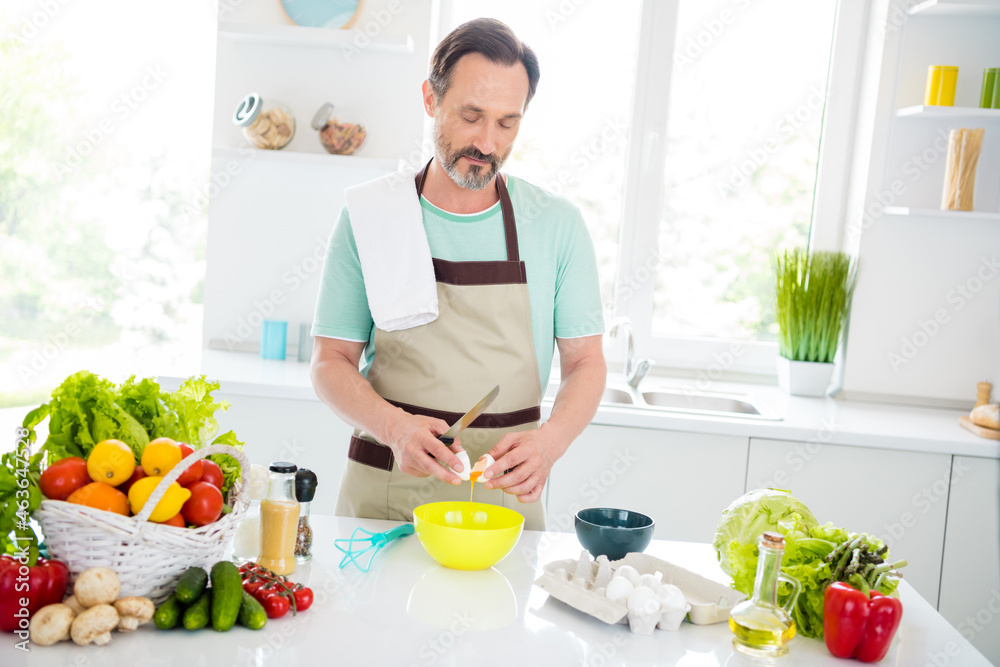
[729,532,801,658]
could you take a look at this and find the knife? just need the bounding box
[438,385,500,445]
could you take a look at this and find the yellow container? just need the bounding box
[925,66,959,106]
[413,501,523,571]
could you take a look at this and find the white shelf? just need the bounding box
[212,145,400,171]
[896,105,1000,119]
[218,21,414,53]
[883,206,1000,221]
[908,0,1000,17]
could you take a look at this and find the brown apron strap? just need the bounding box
[413,158,519,262]
[385,399,540,429]
[348,435,394,471]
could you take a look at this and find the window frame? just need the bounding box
[611,0,872,377]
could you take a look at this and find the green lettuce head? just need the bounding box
[713,488,818,576]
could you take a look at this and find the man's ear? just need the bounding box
[421,80,436,118]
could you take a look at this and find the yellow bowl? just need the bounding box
[413,501,524,571]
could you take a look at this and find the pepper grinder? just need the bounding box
[295,468,318,562]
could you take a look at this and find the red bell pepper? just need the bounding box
[824,581,903,663]
[0,554,69,633]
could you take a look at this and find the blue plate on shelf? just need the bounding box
[280,0,363,29]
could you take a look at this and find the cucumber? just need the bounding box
[237,590,267,630]
[182,590,211,631]
[153,593,186,630]
[210,561,242,632]
[175,566,209,604]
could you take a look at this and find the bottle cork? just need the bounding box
[975,382,993,408]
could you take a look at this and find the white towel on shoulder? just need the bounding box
[345,171,438,332]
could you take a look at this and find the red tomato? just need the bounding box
[161,512,186,528]
[117,466,148,495]
[39,457,90,501]
[243,580,266,596]
[181,482,223,526]
[260,592,290,619]
[293,586,313,612]
[200,459,224,490]
[175,443,203,488]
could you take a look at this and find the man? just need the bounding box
[310,18,605,531]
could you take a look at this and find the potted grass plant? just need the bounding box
[774,248,857,396]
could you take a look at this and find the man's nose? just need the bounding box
[473,123,496,157]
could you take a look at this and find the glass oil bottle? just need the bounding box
[729,531,802,658]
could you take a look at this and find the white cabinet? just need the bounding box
[215,392,354,510]
[546,425,749,543]
[938,456,1000,665]
[746,438,950,606]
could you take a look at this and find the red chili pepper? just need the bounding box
[0,554,70,633]
[824,581,903,663]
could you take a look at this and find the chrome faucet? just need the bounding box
[608,317,654,389]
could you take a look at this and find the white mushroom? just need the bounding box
[29,603,75,646]
[73,568,120,608]
[71,604,119,646]
[113,597,155,632]
[63,595,87,616]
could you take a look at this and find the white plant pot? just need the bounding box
[776,356,835,397]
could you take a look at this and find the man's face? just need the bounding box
[429,53,530,191]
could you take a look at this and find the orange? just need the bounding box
[141,438,182,477]
[67,482,130,516]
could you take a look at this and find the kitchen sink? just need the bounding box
[597,385,781,421]
[641,390,762,416]
[601,387,634,405]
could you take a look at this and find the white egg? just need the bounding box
[657,583,687,610]
[627,586,661,615]
[614,565,641,586]
[451,450,472,481]
[639,573,663,593]
[472,455,495,483]
[605,576,634,603]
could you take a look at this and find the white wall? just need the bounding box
[842,7,1000,406]
[202,0,439,350]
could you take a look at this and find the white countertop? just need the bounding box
[160,350,1000,459]
[7,515,990,666]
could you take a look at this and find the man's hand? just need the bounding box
[483,427,561,503]
[385,413,465,485]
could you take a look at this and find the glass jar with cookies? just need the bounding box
[233,93,296,151]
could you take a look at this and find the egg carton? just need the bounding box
[534,550,746,630]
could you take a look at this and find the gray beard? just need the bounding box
[433,122,502,191]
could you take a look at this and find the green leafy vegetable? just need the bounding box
[1,424,43,558]
[774,248,857,363]
[714,489,901,639]
[713,488,818,575]
[41,370,150,462]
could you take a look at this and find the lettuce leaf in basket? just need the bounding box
[157,376,230,449]
[41,371,149,462]
[208,430,245,498]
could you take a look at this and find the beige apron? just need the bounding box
[334,160,546,530]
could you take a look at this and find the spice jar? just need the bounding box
[258,462,299,576]
[311,102,367,155]
[233,93,296,150]
[294,468,318,562]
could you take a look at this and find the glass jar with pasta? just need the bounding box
[311,102,367,156]
[233,93,296,151]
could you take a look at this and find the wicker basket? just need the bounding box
[34,444,250,604]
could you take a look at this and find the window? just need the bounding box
[0,1,212,408]
[448,1,643,312]
[446,1,856,376]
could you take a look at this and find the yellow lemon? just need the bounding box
[128,476,192,522]
[86,439,136,486]
[141,438,182,476]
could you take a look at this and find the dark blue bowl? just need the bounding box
[574,508,655,561]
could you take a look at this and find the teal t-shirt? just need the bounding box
[311,176,604,389]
